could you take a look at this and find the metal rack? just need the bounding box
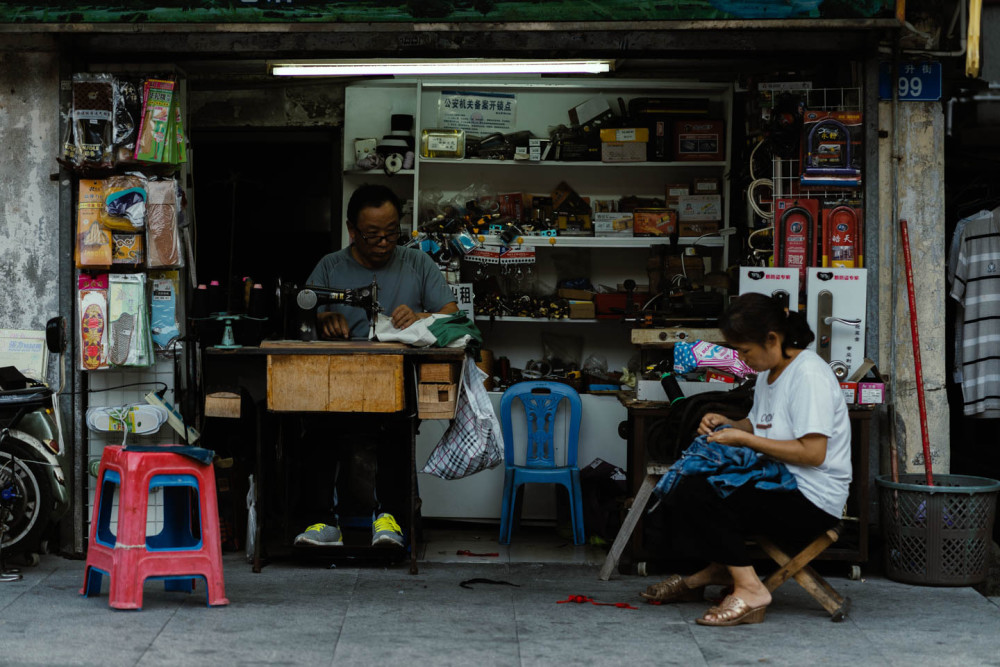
[772,87,863,201]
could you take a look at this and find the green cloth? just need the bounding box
[426,312,483,360]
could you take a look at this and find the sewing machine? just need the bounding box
[282,277,382,341]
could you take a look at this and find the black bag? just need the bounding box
[645,377,756,464]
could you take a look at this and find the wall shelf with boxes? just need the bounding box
[343,76,733,368]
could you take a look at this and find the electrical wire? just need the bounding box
[748,138,775,221]
[61,381,169,397]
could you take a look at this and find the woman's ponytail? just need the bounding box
[720,292,815,357]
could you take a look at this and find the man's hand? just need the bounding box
[317,311,350,339]
[390,304,422,330]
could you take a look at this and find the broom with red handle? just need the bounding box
[899,219,934,486]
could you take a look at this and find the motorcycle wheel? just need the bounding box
[0,439,55,557]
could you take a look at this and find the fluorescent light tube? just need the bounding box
[270,59,613,77]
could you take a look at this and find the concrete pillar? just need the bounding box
[877,101,949,475]
[0,37,63,383]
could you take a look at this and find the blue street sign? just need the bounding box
[879,61,942,101]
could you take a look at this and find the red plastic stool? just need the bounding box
[80,445,229,610]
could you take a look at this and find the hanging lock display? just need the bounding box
[775,198,820,286]
[821,203,864,268]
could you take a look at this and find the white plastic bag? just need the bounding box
[421,360,503,480]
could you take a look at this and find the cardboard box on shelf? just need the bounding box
[593,212,634,237]
[601,141,647,163]
[557,288,594,301]
[840,382,858,404]
[676,194,722,222]
[594,292,649,319]
[665,184,690,203]
[599,127,650,143]
[498,193,525,222]
[693,177,721,194]
[674,119,725,161]
[633,208,677,237]
[568,301,596,319]
[678,220,721,237]
[849,358,886,405]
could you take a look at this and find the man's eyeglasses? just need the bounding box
[357,229,401,246]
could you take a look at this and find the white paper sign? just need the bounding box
[438,91,516,133]
[0,329,47,380]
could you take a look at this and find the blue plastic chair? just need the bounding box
[498,381,585,545]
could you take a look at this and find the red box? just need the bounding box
[633,209,677,237]
[705,370,735,384]
[839,382,858,404]
[594,292,649,319]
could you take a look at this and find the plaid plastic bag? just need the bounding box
[421,360,503,480]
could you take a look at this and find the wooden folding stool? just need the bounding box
[754,524,851,622]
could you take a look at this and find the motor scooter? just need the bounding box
[0,317,70,579]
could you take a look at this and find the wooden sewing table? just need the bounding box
[203,340,466,574]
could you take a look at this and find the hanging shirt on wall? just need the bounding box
[949,209,1000,417]
[947,209,992,384]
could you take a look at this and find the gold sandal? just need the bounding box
[639,574,705,603]
[695,594,767,627]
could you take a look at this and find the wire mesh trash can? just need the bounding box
[876,474,1000,586]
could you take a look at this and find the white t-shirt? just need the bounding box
[747,348,852,518]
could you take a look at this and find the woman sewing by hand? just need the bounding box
[640,292,852,627]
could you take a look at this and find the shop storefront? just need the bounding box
[2,1,961,577]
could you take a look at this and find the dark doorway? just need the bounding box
[190,128,341,312]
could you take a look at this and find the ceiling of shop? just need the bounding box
[60,22,884,87]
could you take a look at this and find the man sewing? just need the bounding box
[294,184,458,548]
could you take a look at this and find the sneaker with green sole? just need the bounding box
[294,523,343,547]
[371,513,404,548]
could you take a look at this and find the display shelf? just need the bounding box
[343,169,415,176]
[343,75,733,389]
[474,315,605,323]
[478,235,724,248]
[418,158,727,168]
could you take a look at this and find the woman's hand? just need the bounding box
[706,427,751,448]
[698,412,731,436]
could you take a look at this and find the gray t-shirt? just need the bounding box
[306,246,455,338]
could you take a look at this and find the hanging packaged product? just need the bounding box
[108,273,152,367]
[78,273,109,371]
[800,110,862,189]
[112,77,142,164]
[163,89,188,165]
[66,73,116,169]
[805,268,867,381]
[86,404,170,435]
[821,201,864,268]
[75,179,112,269]
[146,178,183,268]
[100,173,147,231]
[774,197,821,285]
[111,232,144,268]
[134,78,177,164]
[150,271,181,353]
